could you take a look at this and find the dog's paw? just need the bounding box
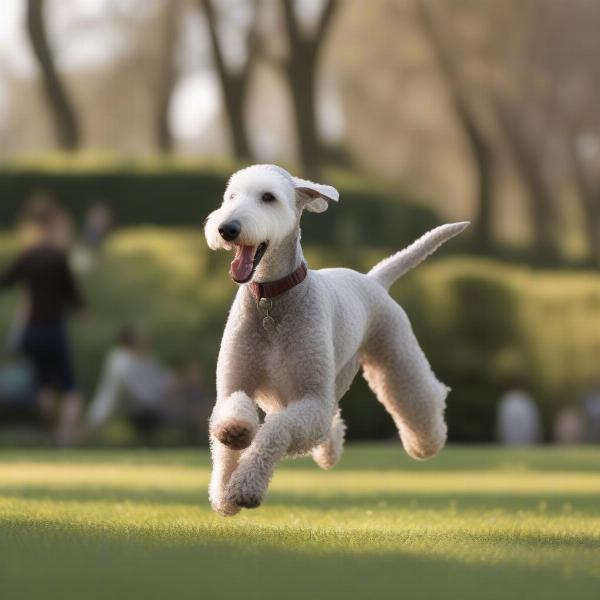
[211,418,257,450]
[210,497,242,517]
[224,471,265,509]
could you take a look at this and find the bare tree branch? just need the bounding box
[281,0,301,50]
[26,0,80,150]
[156,0,180,152]
[200,0,261,160]
[315,0,338,50]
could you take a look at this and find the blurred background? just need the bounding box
[0,0,599,447]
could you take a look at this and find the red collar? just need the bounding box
[249,262,308,301]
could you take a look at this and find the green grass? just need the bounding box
[1,445,599,600]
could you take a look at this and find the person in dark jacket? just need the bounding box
[0,196,85,445]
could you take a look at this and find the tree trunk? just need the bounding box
[26,0,80,150]
[450,81,495,250]
[156,0,180,153]
[494,101,559,261]
[415,0,495,250]
[200,0,255,161]
[570,142,600,265]
[221,77,253,160]
[286,49,320,179]
[281,0,338,179]
[580,190,600,266]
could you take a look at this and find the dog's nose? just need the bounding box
[218,220,241,241]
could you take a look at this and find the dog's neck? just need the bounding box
[252,230,304,284]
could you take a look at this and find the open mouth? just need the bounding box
[229,241,268,283]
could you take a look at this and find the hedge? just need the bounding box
[0,165,441,250]
[2,228,599,443]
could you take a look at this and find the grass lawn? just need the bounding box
[1,445,599,600]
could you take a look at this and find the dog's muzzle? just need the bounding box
[219,220,241,242]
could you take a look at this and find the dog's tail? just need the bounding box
[367,222,470,290]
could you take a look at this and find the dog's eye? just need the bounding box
[261,192,276,203]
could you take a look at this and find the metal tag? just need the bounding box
[262,315,276,331]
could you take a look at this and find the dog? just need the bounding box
[204,164,468,515]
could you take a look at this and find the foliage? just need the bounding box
[0,160,440,249]
[1,446,599,600]
[1,228,599,441]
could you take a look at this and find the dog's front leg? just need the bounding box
[209,436,244,516]
[209,391,259,516]
[210,390,259,450]
[224,395,335,510]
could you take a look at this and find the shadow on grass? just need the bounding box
[1,516,599,600]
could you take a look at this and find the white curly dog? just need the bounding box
[204,164,468,516]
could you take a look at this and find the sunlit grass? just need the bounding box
[1,446,599,600]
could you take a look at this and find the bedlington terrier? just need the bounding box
[204,164,468,516]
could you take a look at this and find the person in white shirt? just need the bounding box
[496,378,543,445]
[87,327,176,443]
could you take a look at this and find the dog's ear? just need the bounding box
[293,177,339,213]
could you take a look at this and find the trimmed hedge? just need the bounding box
[2,228,599,443]
[0,167,440,249]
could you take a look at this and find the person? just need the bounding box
[0,195,85,445]
[86,326,176,445]
[580,379,600,443]
[553,406,585,445]
[178,361,211,445]
[496,378,543,445]
[72,203,114,274]
[81,203,112,250]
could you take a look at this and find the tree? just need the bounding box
[415,0,495,250]
[200,0,261,160]
[569,132,600,265]
[418,0,563,260]
[549,0,600,265]
[26,0,80,150]
[280,0,338,178]
[486,0,562,261]
[156,0,181,153]
[492,97,560,261]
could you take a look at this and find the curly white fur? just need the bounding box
[204,164,468,516]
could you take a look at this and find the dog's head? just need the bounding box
[204,164,338,283]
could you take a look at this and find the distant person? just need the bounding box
[82,203,113,250]
[496,379,542,445]
[581,379,600,443]
[0,195,85,445]
[86,326,176,445]
[73,203,114,273]
[553,407,585,445]
[178,361,211,445]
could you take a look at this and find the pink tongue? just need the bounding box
[230,245,256,282]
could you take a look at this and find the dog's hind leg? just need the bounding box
[311,411,346,470]
[361,306,448,460]
[310,355,358,469]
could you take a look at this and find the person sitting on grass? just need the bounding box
[0,194,86,446]
[86,326,177,445]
